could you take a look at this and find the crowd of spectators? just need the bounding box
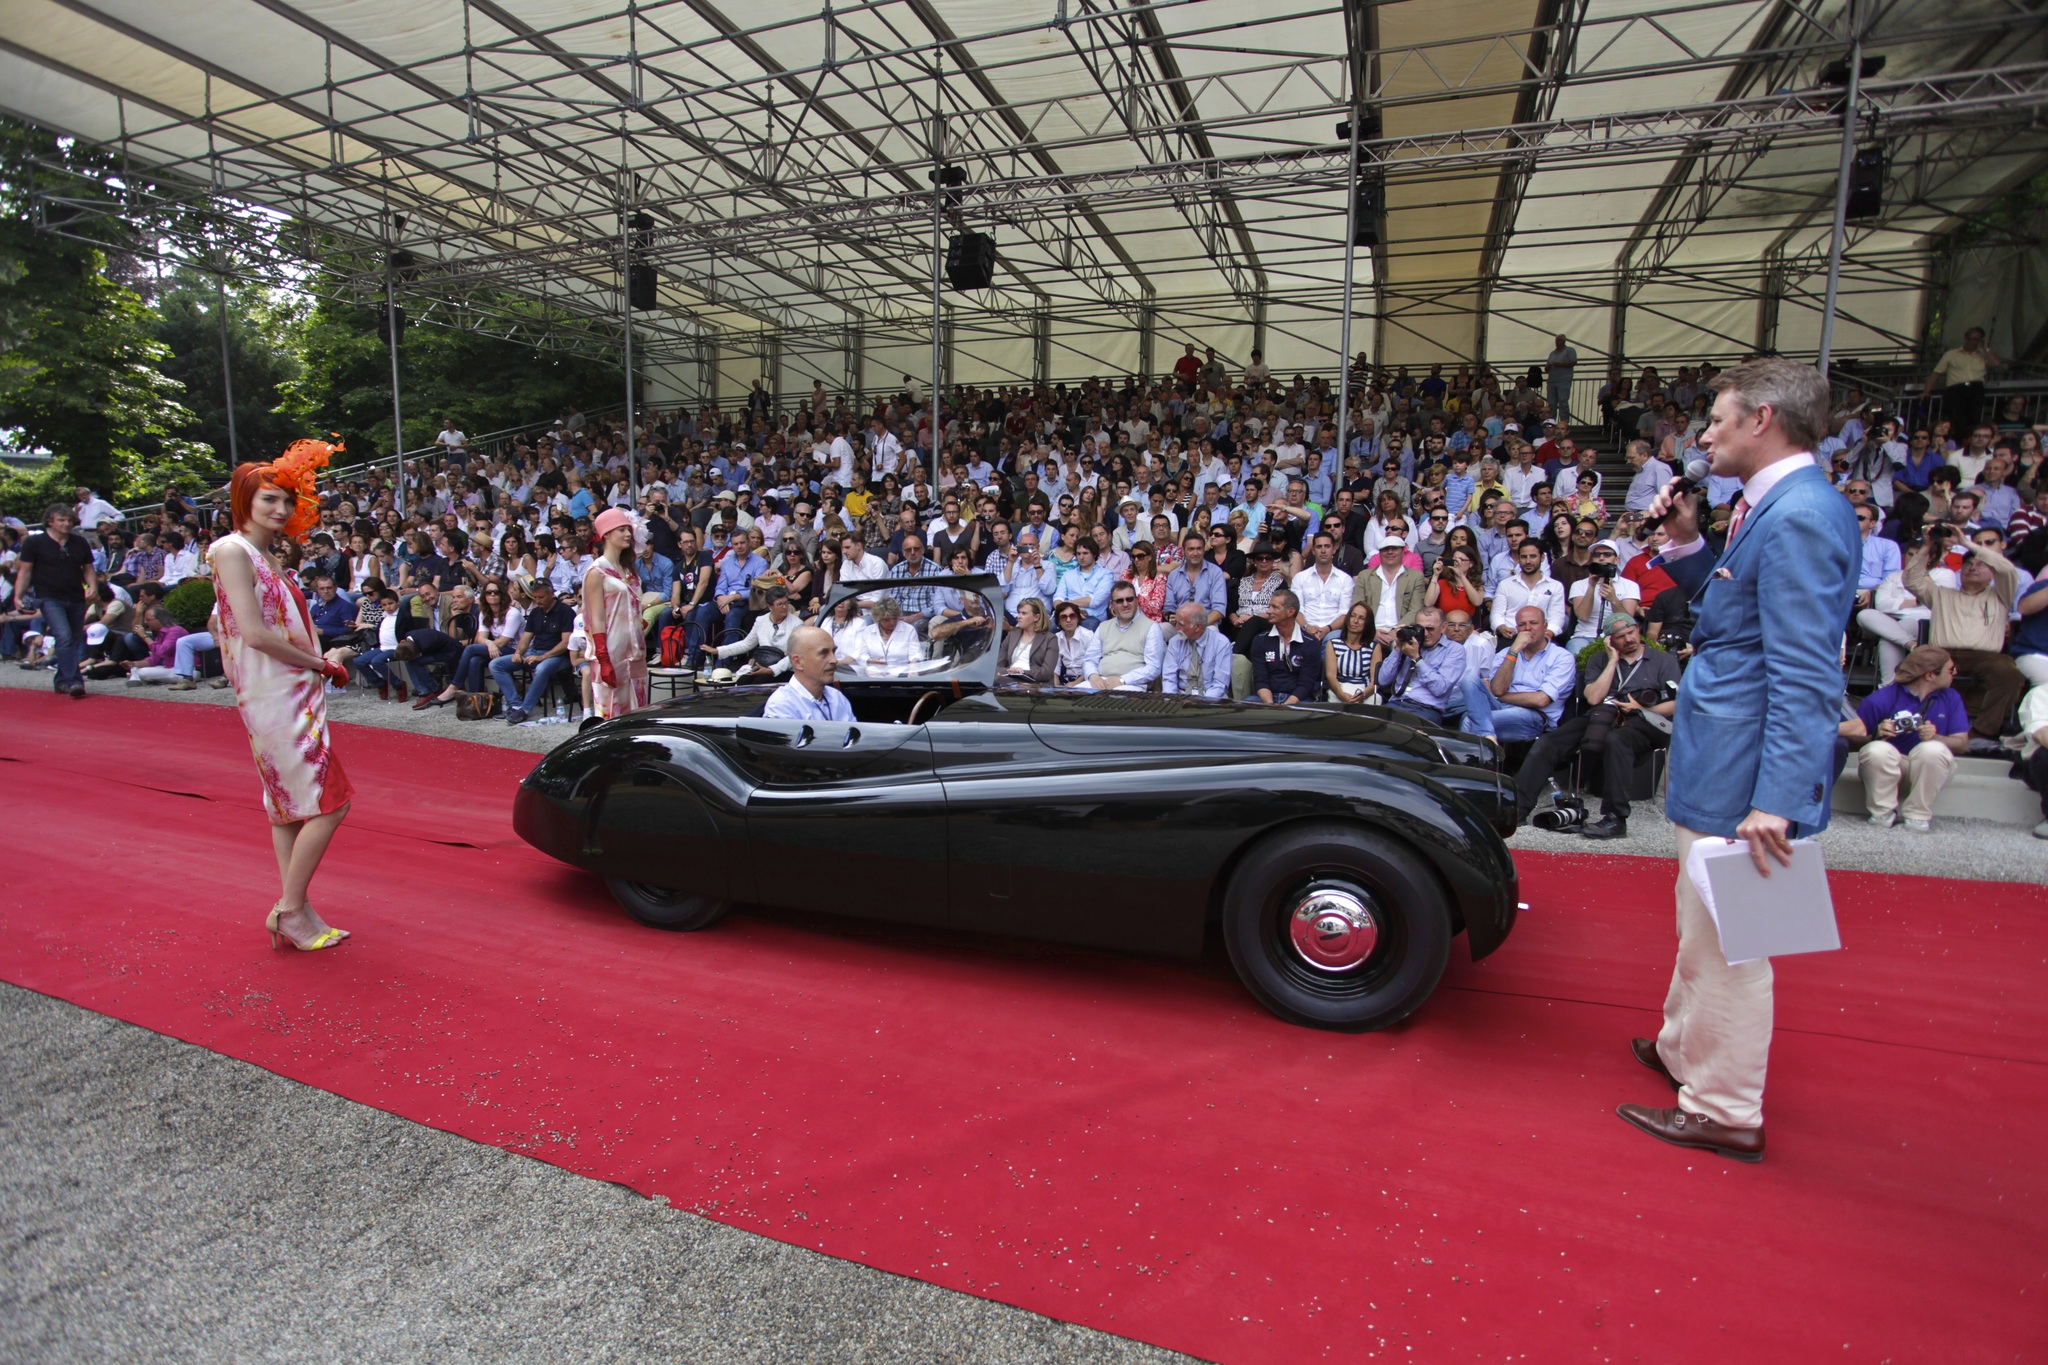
[5,339,2045,839]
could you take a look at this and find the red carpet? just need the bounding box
[2,690,2042,1363]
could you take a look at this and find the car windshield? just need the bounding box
[821,573,1001,686]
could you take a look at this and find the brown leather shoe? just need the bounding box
[411,695,439,710]
[1617,1104,1764,1163]
[1631,1038,1681,1092]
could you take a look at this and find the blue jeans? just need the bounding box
[489,653,570,715]
[453,642,498,693]
[1461,699,1553,741]
[173,631,216,679]
[41,599,88,691]
[354,648,395,687]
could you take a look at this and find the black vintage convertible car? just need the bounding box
[515,575,1519,1031]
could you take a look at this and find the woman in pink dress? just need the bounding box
[211,442,356,952]
[584,507,649,719]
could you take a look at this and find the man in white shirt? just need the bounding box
[825,425,858,488]
[436,419,467,454]
[836,529,889,586]
[762,625,856,720]
[1550,442,1600,505]
[1289,531,1355,639]
[1503,445,1547,510]
[1563,541,1642,650]
[72,488,121,530]
[1490,538,1569,641]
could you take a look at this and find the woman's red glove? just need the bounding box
[592,634,618,690]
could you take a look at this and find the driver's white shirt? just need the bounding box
[762,679,854,721]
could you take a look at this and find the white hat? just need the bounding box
[1379,534,1407,550]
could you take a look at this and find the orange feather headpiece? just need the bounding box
[229,437,341,542]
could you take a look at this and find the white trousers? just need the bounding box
[2018,653,2048,688]
[1656,825,1773,1129]
[1856,609,1920,684]
[1859,741,1956,821]
[129,666,181,684]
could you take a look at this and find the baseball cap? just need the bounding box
[1602,614,1640,637]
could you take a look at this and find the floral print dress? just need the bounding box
[209,533,354,825]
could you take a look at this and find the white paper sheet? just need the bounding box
[1684,837,1842,966]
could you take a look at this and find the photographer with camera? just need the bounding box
[1375,607,1471,727]
[1510,614,1680,836]
[1851,645,1970,830]
[1903,523,2024,742]
[1563,541,1642,652]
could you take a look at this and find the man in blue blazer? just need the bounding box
[1620,358,1859,1164]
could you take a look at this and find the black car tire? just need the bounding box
[1221,824,1452,1032]
[606,878,733,932]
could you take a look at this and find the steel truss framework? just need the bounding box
[7,0,2048,387]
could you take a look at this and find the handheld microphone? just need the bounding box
[1642,459,1710,532]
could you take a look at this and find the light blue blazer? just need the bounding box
[1661,464,1859,838]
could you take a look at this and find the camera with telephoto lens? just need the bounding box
[1586,561,1617,581]
[1395,623,1426,648]
[1532,788,1587,832]
[1583,678,1679,753]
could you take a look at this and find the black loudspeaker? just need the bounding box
[377,302,405,340]
[628,263,659,310]
[946,232,997,289]
[388,249,420,280]
[1845,146,1885,221]
[1352,175,1381,248]
[629,211,655,253]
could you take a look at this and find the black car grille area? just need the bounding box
[1061,693,1187,716]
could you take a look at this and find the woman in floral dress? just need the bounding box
[583,507,649,719]
[210,440,356,952]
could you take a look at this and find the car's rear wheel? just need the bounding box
[1220,824,1452,1032]
[606,879,732,931]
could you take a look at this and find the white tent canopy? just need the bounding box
[5,0,2048,402]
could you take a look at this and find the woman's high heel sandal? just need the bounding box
[266,902,348,951]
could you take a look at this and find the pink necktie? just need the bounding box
[1726,494,1750,543]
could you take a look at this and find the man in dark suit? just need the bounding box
[1249,589,1323,705]
[1622,358,1859,1165]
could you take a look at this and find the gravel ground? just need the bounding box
[0,982,1196,1365]
[7,660,2040,880]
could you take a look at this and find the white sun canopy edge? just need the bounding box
[4,0,2047,401]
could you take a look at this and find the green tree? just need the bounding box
[150,266,305,465]
[283,268,627,461]
[0,120,219,514]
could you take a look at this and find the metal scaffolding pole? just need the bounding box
[930,103,945,481]
[1818,0,1865,378]
[1335,110,1361,472]
[621,185,639,504]
[384,268,406,518]
[214,269,238,465]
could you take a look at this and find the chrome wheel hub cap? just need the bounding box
[1287,888,1379,972]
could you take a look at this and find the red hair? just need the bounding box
[229,438,339,542]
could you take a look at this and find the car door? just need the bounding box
[729,717,948,927]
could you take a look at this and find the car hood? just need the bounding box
[1022,691,1449,763]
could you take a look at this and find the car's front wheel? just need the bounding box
[606,879,732,931]
[1221,824,1452,1031]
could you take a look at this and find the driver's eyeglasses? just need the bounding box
[1111,595,1135,605]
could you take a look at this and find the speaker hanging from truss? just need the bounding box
[947,232,997,290]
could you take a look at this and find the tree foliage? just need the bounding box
[150,266,306,465]
[0,113,635,519]
[0,121,220,514]
[283,272,626,461]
